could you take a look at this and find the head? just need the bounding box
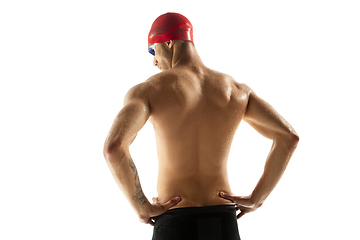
[150,40,194,71]
[148,13,194,71]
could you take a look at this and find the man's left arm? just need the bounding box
[103,83,180,225]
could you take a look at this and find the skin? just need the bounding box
[103,40,299,225]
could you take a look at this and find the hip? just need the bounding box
[152,205,241,240]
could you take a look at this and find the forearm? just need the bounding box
[250,135,299,206]
[104,148,150,218]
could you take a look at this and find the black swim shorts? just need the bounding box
[152,205,241,240]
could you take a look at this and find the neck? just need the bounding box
[171,42,204,69]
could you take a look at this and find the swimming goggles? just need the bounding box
[148,43,157,56]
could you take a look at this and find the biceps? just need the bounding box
[243,92,294,139]
[105,100,150,150]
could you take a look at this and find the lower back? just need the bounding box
[157,170,234,209]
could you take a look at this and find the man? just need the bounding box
[103,12,299,240]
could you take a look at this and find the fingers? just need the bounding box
[140,216,156,226]
[140,217,152,225]
[162,196,181,210]
[152,197,160,204]
[237,211,247,219]
[150,217,155,226]
[220,192,255,209]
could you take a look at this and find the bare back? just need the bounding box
[146,66,250,209]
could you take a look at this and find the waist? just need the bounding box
[167,196,234,210]
[154,205,237,227]
[163,204,237,216]
[157,175,233,209]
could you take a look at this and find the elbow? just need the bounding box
[286,131,299,149]
[289,131,299,144]
[103,140,125,161]
[275,130,299,146]
[103,146,111,160]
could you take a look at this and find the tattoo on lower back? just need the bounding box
[129,158,147,208]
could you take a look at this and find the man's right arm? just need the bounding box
[243,85,299,207]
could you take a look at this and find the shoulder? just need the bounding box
[146,69,179,84]
[233,81,253,95]
[217,75,254,109]
[124,81,153,105]
[206,69,246,89]
[143,70,181,94]
[124,70,178,104]
[213,70,253,96]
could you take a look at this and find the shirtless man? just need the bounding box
[103,13,299,239]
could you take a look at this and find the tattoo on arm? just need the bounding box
[129,158,147,208]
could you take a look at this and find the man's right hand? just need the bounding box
[139,196,181,226]
[219,191,261,219]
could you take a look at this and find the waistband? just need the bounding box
[165,204,236,215]
[154,204,237,226]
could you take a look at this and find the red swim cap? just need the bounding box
[148,12,194,46]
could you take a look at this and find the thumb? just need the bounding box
[219,191,235,202]
[162,197,181,209]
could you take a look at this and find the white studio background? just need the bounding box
[0,0,359,239]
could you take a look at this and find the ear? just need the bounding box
[167,40,175,49]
